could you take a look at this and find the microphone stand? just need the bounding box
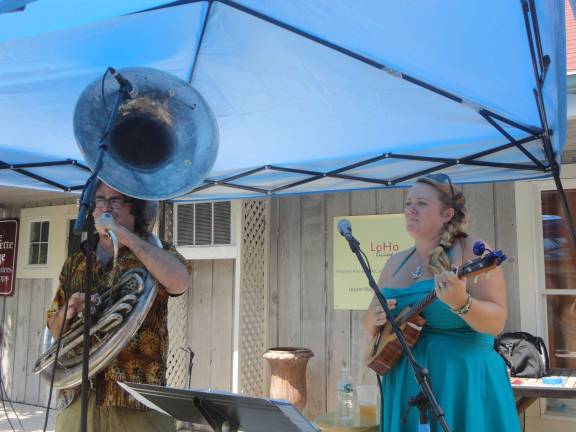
[339,226,450,432]
[73,68,133,432]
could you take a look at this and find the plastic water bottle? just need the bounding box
[337,367,355,420]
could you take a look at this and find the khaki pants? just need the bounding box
[55,391,176,432]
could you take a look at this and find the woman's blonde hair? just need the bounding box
[415,175,468,274]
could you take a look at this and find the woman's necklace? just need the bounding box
[410,266,423,280]
[410,250,424,280]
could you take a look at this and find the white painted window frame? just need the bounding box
[515,163,576,422]
[25,218,50,267]
[17,204,79,279]
[174,200,241,260]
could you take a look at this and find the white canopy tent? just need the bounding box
[0,0,568,202]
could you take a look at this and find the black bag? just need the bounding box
[494,331,549,378]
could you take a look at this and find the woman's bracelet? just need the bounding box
[451,292,473,315]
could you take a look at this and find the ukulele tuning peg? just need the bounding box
[496,251,507,265]
[473,240,485,256]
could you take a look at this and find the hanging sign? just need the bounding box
[0,219,18,296]
[333,214,413,310]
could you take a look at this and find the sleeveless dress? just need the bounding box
[378,255,520,431]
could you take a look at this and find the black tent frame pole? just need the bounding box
[187,0,214,83]
[187,132,545,195]
[478,111,546,169]
[217,0,539,138]
[521,0,576,249]
[3,0,566,206]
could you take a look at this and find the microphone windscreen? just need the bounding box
[337,219,351,236]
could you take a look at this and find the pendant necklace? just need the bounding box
[410,266,423,280]
[410,251,423,280]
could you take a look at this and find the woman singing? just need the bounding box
[362,174,520,431]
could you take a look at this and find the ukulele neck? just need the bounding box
[398,267,466,325]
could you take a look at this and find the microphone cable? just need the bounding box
[42,294,71,432]
[356,240,386,432]
[100,68,113,116]
[0,373,20,432]
[43,257,83,432]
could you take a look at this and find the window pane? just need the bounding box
[541,190,576,290]
[546,397,576,418]
[31,222,40,242]
[39,243,48,265]
[546,294,576,370]
[541,190,576,418]
[41,221,50,242]
[29,243,39,265]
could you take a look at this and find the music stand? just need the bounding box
[118,382,319,432]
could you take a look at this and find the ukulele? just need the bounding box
[364,241,507,376]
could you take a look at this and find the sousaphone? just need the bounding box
[33,67,218,388]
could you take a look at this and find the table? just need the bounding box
[511,368,576,414]
[314,413,378,432]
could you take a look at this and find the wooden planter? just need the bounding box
[263,347,314,411]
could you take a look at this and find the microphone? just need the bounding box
[109,68,138,98]
[337,218,359,252]
[337,219,353,239]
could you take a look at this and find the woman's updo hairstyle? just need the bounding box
[415,174,468,275]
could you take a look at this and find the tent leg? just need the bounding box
[521,0,576,250]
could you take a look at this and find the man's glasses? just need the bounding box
[425,173,457,210]
[94,196,132,209]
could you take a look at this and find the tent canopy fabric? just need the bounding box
[0,0,567,201]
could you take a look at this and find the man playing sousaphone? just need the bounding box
[46,179,191,431]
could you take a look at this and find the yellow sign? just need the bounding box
[333,214,413,310]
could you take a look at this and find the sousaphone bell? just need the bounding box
[74,67,218,200]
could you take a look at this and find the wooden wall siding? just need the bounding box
[494,183,521,332]
[267,184,519,419]
[300,195,327,417]
[187,259,235,391]
[0,277,55,407]
[0,259,234,408]
[0,199,235,406]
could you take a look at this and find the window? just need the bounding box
[18,203,78,279]
[176,202,231,246]
[28,220,49,265]
[540,188,576,417]
[516,171,576,421]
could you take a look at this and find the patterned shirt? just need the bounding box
[46,236,189,410]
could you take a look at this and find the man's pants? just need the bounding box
[55,391,176,432]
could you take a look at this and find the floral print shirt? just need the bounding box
[46,237,189,410]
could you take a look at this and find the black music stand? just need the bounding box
[118,382,319,432]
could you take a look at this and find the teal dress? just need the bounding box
[379,279,520,432]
